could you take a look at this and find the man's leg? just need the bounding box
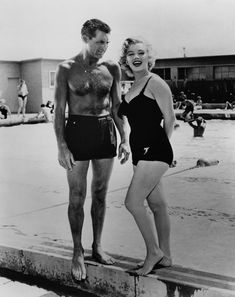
[67,160,90,281]
[91,158,115,264]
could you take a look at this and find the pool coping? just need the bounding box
[0,234,235,297]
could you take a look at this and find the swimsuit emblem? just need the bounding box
[143,147,150,155]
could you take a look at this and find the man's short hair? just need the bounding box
[81,19,111,39]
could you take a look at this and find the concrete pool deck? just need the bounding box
[0,117,235,296]
[0,108,235,128]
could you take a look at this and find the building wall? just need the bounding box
[0,58,63,113]
[0,61,20,112]
[41,59,62,103]
[20,60,43,113]
[153,55,235,102]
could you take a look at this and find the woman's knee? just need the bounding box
[125,196,143,215]
[148,199,168,214]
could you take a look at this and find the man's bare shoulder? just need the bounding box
[58,58,75,71]
[56,59,76,81]
[102,60,121,77]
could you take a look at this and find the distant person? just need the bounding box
[225,93,235,110]
[189,92,196,101]
[0,99,11,119]
[188,116,206,137]
[118,37,175,276]
[180,99,195,122]
[172,94,179,109]
[46,100,54,114]
[175,91,186,109]
[17,79,29,118]
[35,103,53,122]
[195,96,203,110]
[179,91,186,100]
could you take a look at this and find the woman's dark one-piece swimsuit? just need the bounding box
[118,76,173,166]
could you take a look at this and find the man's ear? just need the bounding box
[82,35,89,43]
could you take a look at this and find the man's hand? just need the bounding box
[58,145,76,171]
[118,142,130,164]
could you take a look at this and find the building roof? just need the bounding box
[155,54,235,67]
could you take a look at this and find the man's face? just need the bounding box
[86,30,110,59]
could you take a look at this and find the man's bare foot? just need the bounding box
[92,246,115,265]
[71,254,86,281]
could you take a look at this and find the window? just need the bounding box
[49,71,56,88]
[214,66,235,79]
[178,68,187,80]
[187,67,207,80]
[152,68,171,80]
[164,68,171,80]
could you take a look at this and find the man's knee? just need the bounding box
[92,179,109,197]
[68,198,84,217]
[69,186,86,202]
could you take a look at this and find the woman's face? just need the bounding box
[126,42,149,73]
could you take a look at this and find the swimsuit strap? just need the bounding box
[139,76,152,95]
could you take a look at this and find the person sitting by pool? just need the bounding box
[188,116,206,137]
[35,103,53,122]
[225,93,235,110]
[45,100,54,114]
[180,99,195,122]
[195,96,203,110]
[0,99,11,120]
[175,91,187,109]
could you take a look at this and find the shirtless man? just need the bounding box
[53,19,129,281]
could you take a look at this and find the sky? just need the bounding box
[1,0,235,61]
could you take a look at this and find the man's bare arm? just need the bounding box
[108,61,130,164]
[54,63,75,170]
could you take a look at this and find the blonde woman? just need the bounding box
[118,37,175,276]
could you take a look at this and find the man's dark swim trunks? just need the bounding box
[65,114,117,161]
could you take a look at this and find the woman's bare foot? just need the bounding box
[71,253,86,281]
[133,255,172,270]
[158,256,172,267]
[135,251,164,276]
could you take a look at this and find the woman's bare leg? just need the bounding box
[147,181,172,266]
[17,97,23,116]
[125,160,168,275]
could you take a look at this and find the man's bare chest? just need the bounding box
[68,64,113,97]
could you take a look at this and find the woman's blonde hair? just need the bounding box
[119,37,156,78]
